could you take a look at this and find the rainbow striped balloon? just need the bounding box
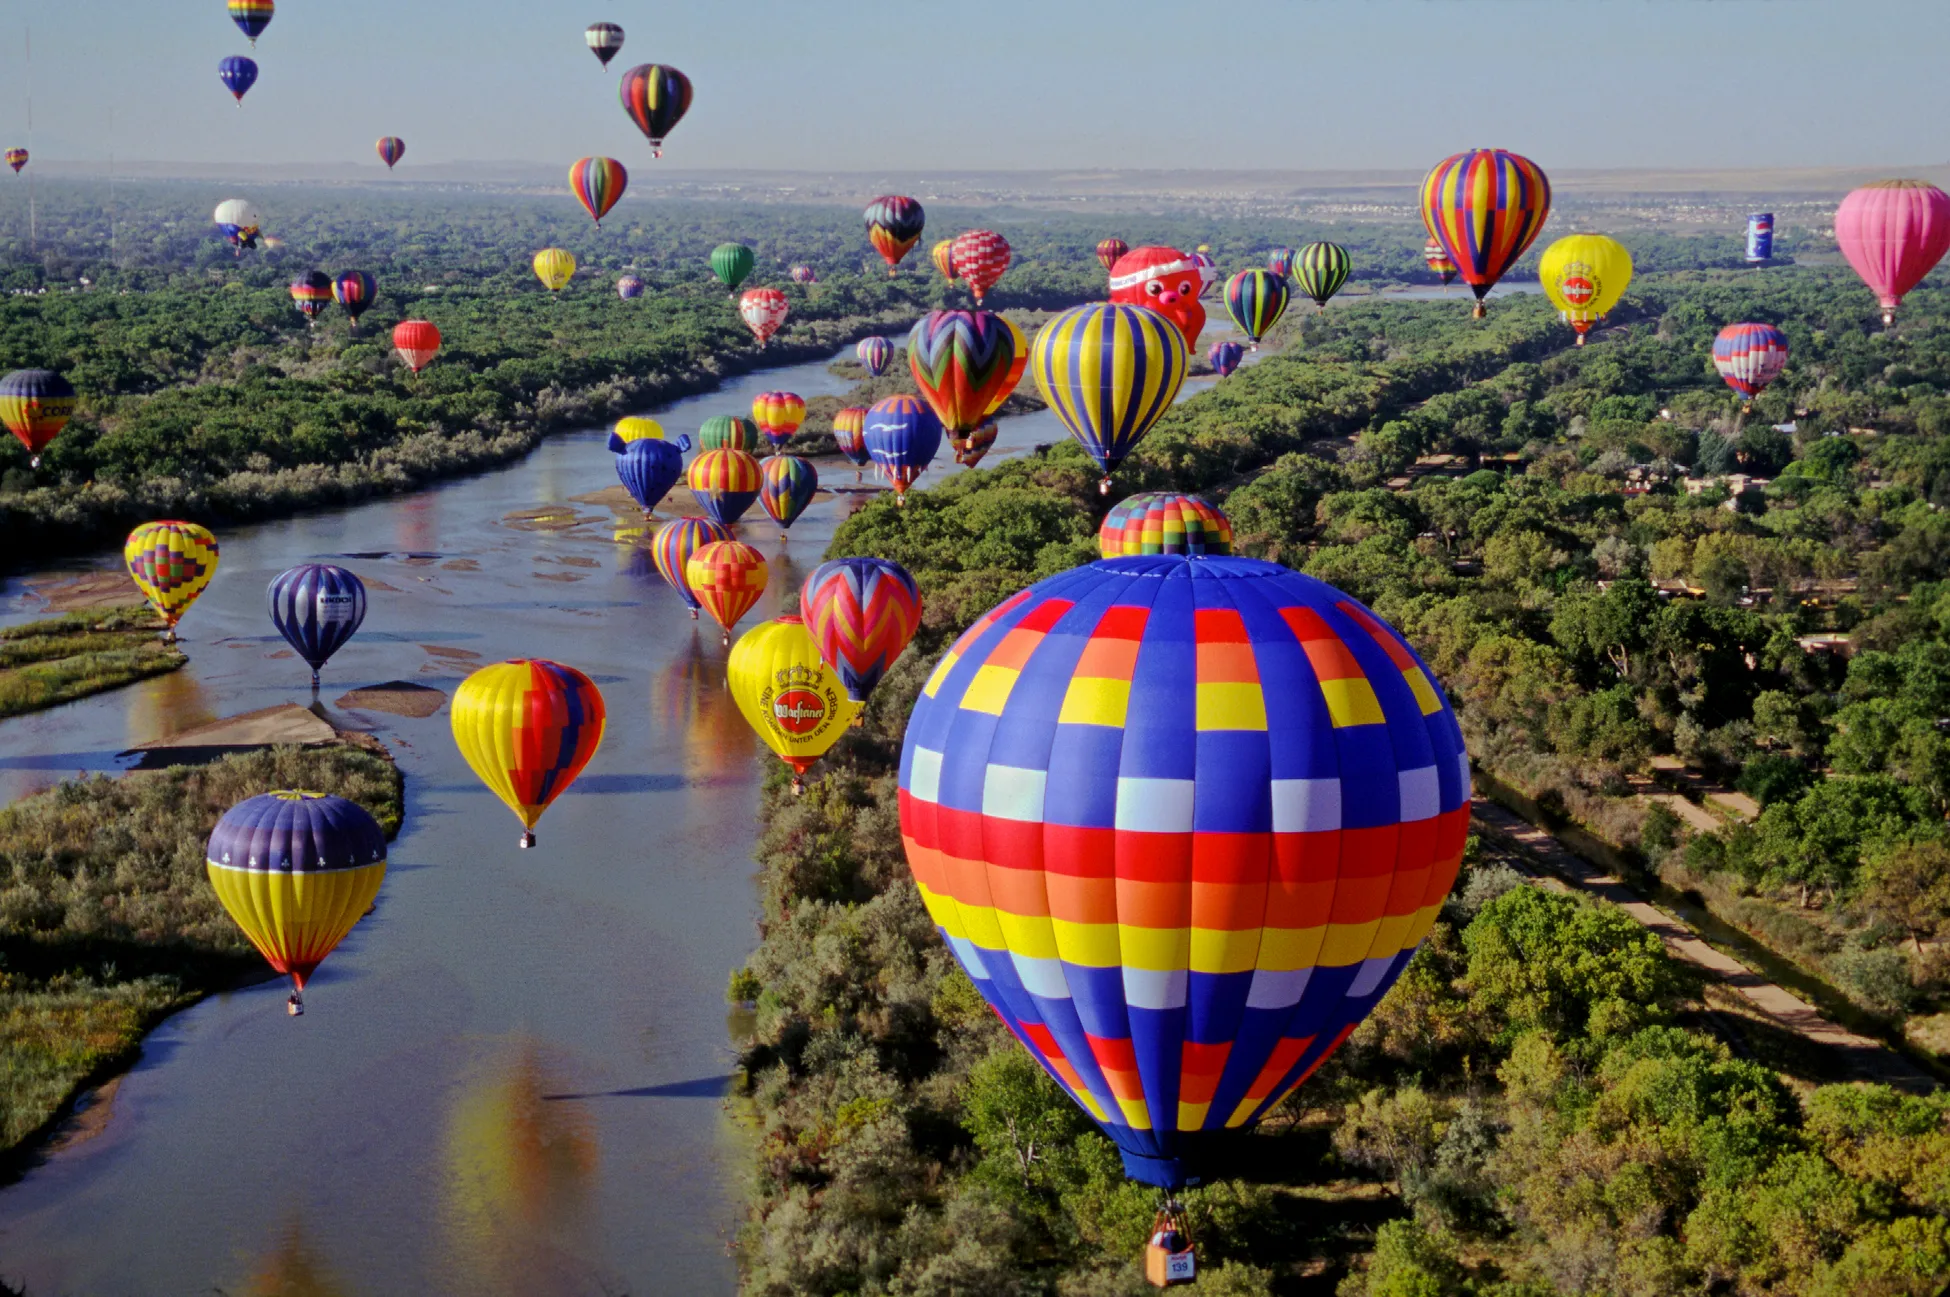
[1030,302,1187,492]
[569,156,628,225]
[650,516,732,616]
[376,136,405,170]
[1265,246,1297,279]
[1224,269,1290,347]
[698,415,759,453]
[832,406,870,469]
[228,0,274,44]
[686,447,762,526]
[1420,148,1552,317]
[907,309,1027,436]
[801,558,922,703]
[1098,492,1232,559]
[898,555,1470,1189]
[752,391,806,451]
[758,454,818,531]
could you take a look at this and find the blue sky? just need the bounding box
[6,0,1946,172]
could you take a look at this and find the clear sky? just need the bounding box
[6,0,1947,173]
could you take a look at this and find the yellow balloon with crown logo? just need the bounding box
[726,615,861,793]
[1538,233,1632,345]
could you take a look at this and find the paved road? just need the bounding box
[1471,796,1937,1092]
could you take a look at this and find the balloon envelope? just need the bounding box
[1711,323,1789,401]
[617,274,646,300]
[268,563,367,684]
[206,790,385,1001]
[1420,148,1553,315]
[393,320,440,373]
[686,540,769,643]
[1207,342,1243,378]
[1295,243,1351,310]
[5,148,25,174]
[698,415,759,453]
[1096,238,1130,274]
[728,616,861,784]
[907,310,1028,436]
[863,394,943,497]
[739,289,789,347]
[831,407,870,467]
[125,521,219,630]
[616,439,686,513]
[711,243,755,291]
[608,416,671,453]
[1097,492,1232,558]
[1108,247,1206,350]
[1266,247,1297,279]
[618,64,691,155]
[686,448,762,526]
[898,555,1470,1189]
[650,516,731,614]
[758,455,818,530]
[857,336,893,377]
[1224,269,1290,345]
[376,137,405,170]
[931,239,959,281]
[0,368,76,461]
[1030,302,1187,490]
[1834,180,1950,325]
[951,230,1011,304]
[332,271,376,322]
[451,660,606,845]
[1538,233,1632,343]
[218,56,258,103]
[800,558,921,702]
[569,157,628,225]
[865,196,926,271]
[228,0,274,43]
[586,21,624,66]
[533,248,577,292]
[290,271,332,321]
[752,391,806,451]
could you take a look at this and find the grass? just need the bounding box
[0,743,403,1163]
[0,605,186,719]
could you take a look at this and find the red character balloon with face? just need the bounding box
[1108,246,1206,350]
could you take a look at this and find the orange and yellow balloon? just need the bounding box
[727,615,861,792]
[686,540,768,645]
[451,660,607,848]
[1420,148,1552,318]
[125,521,219,637]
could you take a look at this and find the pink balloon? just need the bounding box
[1834,179,1950,326]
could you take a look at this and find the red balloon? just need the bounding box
[1108,246,1206,350]
[393,320,441,373]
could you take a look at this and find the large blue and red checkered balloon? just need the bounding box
[897,555,1470,1189]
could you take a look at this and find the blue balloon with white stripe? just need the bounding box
[268,564,367,688]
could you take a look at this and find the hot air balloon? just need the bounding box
[289,271,332,324]
[898,554,1470,1193]
[651,516,732,618]
[931,239,959,281]
[1420,148,1553,318]
[1208,341,1243,378]
[608,416,683,453]
[951,229,1010,304]
[1538,233,1631,346]
[1834,180,1950,326]
[452,660,606,848]
[952,422,999,468]
[533,248,576,292]
[1745,213,1774,263]
[1224,269,1290,348]
[1031,302,1188,493]
[569,156,628,226]
[698,415,760,453]
[332,271,376,327]
[125,521,219,639]
[1266,247,1297,279]
[5,148,27,175]
[268,563,366,689]
[1098,492,1232,558]
[740,288,789,347]
[218,56,258,104]
[710,243,755,293]
[832,407,870,478]
[801,558,921,704]
[1096,238,1130,274]
[228,0,274,45]
[1191,250,1220,299]
[393,320,440,373]
[1295,242,1351,311]
[617,274,646,301]
[618,64,691,157]
[1108,247,1206,350]
[616,439,686,514]
[214,198,262,252]
[1711,322,1789,409]
[790,264,819,286]
[759,455,818,534]
[686,447,762,526]
[751,391,805,452]
[863,395,943,503]
[907,310,1027,445]
[586,21,624,68]
[0,369,76,466]
[376,136,405,170]
[206,790,385,1016]
[1423,238,1458,287]
[864,195,925,274]
[857,336,893,377]
[728,615,862,791]
[687,540,768,645]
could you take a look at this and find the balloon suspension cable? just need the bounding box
[520,831,535,850]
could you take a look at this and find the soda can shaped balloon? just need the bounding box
[206,790,386,1015]
[125,521,220,635]
[268,563,367,688]
[451,660,606,848]
[800,557,922,703]
[650,516,732,617]
[758,454,818,532]
[728,615,862,791]
[687,540,769,645]
[686,448,762,526]
[863,395,943,501]
[898,555,1470,1189]
[1745,213,1774,263]
[616,438,686,513]
[1097,492,1232,559]
[1029,302,1187,492]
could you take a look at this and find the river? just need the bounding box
[0,338,1240,1297]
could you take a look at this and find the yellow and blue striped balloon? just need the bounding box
[1223,269,1289,348]
[1029,303,1187,493]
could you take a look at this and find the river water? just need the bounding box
[0,338,1242,1296]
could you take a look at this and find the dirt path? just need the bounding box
[1470,796,1937,1092]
